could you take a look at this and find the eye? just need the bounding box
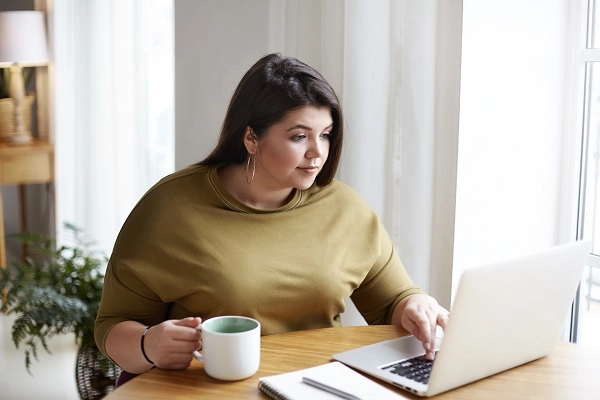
[320,132,331,140]
[291,134,306,142]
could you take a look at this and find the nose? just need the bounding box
[306,137,327,159]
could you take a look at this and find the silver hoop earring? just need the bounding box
[246,154,256,184]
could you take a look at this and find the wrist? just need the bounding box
[140,326,155,365]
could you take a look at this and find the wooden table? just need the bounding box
[104,325,600,399]
[0,139,54,267]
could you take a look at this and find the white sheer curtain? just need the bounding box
[276,0,460,304]
[52,0,174,254]
[341,0,460,306]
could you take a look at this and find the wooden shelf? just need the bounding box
[0,139,55,267]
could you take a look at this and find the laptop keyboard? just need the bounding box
[381,353,437,384]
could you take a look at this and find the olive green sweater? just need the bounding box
[95,165,423,357]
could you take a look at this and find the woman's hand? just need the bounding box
[105,317,202,374]
[143,317,203,370]
[392,294,449,360]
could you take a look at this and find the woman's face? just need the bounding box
[252,106,333,191]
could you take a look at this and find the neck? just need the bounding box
[218,164,294,210]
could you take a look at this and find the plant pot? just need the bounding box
[75,345,122,400]
[0,94,35,142]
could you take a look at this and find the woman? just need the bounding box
[95,53,448,377]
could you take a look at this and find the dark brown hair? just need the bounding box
[199,53,344,186]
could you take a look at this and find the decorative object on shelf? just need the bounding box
[0,11,49,144]
[0,223,121,400]
[0,65,35,140]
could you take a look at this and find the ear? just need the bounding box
[243,127,258,154]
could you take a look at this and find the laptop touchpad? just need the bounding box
[383,336,426,357]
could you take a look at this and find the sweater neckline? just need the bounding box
[207,167,303,214]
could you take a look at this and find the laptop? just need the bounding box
[333,240,592,397]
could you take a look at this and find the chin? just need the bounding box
[295,180,317,190]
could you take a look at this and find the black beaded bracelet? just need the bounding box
[141,326,154,365]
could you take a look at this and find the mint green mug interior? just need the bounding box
[203,316,258,334]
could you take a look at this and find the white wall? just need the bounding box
[453,0,574,290]
[174,0,273,169]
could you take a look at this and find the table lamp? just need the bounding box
[0,11,49,144]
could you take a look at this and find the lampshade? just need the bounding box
[0,11,49,144]
[0,11,49,67]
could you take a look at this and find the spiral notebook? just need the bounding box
[258,361,408,400]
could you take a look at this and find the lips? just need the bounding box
[298,166,319,172]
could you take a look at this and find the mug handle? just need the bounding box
[193,323,203,362]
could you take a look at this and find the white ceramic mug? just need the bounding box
[193,315,261,381]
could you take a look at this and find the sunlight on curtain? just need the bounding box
[53,0,174,255]
[273,0,460,304]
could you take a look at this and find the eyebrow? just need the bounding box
[286,123,333,132]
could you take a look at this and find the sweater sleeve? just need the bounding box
[349,219,425,325]
[94,258,171,358]
[94,167,205,358]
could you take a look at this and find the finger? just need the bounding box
[157,352,195,370]
[403,312,434,360]
[168,336,202,353]
[173,316,202,329]
[425,349,435,360]
[437,311,449,330]
[428,325,436,355]
[170,318,203,341]
[409,304,436,355]
[167,359,194,370]
[414,307,433,350]
[427,315,437,360]
[400,313,422,342]
[429,307,439,349]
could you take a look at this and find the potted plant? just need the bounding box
[0,223,121,400]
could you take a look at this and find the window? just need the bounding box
[573,0,600,348]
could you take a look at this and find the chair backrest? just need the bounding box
[340,298,367,326]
